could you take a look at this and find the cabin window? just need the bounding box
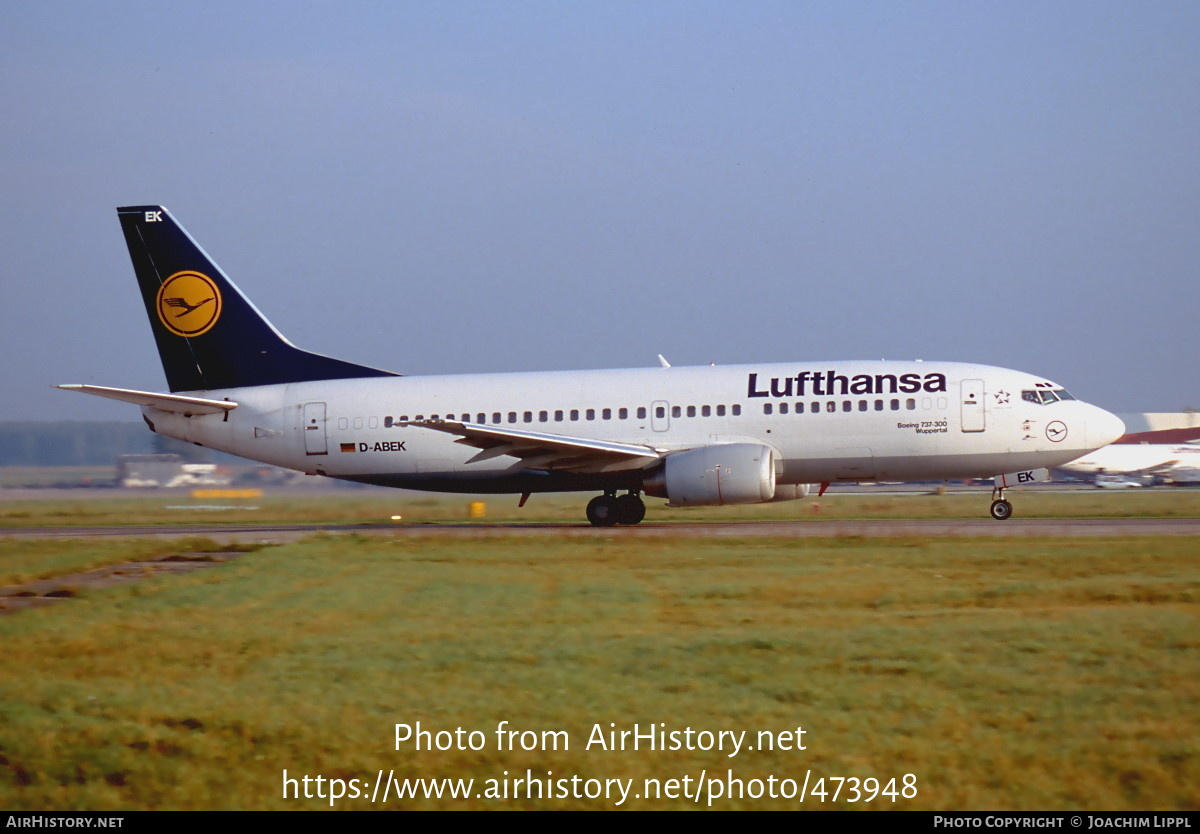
[795,402,804,414]
[672,405,681,418]
[586,408,595,420]
[637,406,647,419]
[539,410,548,422]
[906,398,916,410]
[508,412,517,423]
[858,400,867,412]
[555,409,564,421]
[476,413,485,423]
[602,408,612,420]
[619,407,628,419]
[732,404,742,416]
[701,405,711,417]
[890,399,899,411]
[779,402,789,414]
[686,405,696,417]
[716,404,726,416]
[763,403,773,415]
[874,400,883,411]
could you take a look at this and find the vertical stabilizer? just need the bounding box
[116,205,398,392]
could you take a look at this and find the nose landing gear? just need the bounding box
[585,492,646,526]
[989,485,1014,521]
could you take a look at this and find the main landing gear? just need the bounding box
[989,484,1014,521]
[586,492,646,527]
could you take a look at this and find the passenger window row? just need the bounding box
[348,396,954,431]
[377,403,744,428]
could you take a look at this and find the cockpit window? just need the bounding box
[1022,388,1075,405]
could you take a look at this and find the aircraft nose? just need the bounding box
[1088,406,1125,449]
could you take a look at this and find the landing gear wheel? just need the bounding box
[990,499,1013,521]
[614,494,646,525]
[586,495,619,527]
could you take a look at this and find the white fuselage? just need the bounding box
[140,359,1123,494]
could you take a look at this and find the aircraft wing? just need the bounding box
[402,419,664,473]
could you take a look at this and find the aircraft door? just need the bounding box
[960,380,985,433]
[303,402,328,455]
[651,400,670,432]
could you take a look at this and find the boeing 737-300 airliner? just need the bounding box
[59,206,1125,525]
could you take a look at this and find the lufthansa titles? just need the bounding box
[747,371,947,399]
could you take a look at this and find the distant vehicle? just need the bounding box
[59,205,1125,524]
[1093,474,1144,489]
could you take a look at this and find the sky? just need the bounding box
[2,1,1197,422]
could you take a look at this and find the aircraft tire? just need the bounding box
[989,499,1014,521]
[615,494,646,525]
[586,495,619,527]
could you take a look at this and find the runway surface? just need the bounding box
[4,517,1200,543]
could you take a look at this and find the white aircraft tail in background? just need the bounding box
[1059,443,1200,478]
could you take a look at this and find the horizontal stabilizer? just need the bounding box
[56,384,238,415]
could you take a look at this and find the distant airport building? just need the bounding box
[116,454,229,488]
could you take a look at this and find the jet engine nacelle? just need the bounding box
[643,443,777,506]
[766,483,814,502]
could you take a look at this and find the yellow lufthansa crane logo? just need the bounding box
[156,271,222,337]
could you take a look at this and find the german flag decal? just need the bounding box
[339,442,356,453]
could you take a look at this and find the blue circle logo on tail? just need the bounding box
[156,271,222,337]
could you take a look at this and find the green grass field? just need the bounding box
[1,512,1197,809]
[3,486,1200,529]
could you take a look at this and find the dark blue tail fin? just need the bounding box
[117,205,398,392]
